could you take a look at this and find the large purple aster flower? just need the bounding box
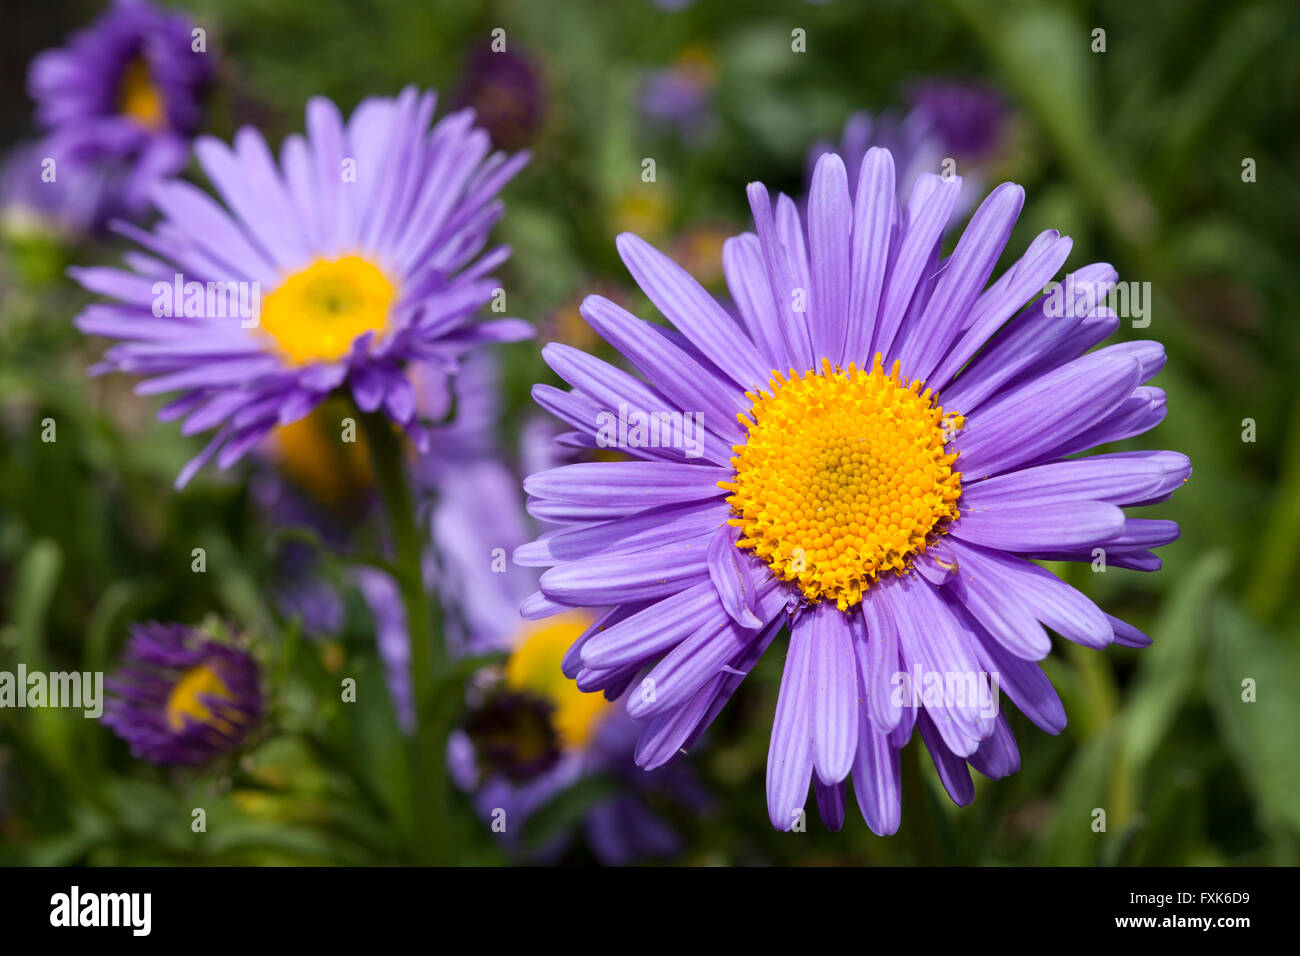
[518,149,1188,833]
[103,622,262,765]
[72,86,530,488]
[28,0,212,216]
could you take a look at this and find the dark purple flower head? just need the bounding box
[452,45,546,152]
[463,690,564,783]
[28,0,213,215]
[72,87,531,489]
[103,622,262,766]
[518,149,1188,834]
[906,79,1008,161]
[446,608,697,864]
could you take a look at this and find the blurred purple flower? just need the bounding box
[28,0,213,217]
[429,442,705,863]
[906,79,1008,161]
[637,47,717,141]
[1,142,120,239]
[452,45,546,152]
[104,622,262,766]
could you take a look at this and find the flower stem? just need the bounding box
[362,412,452,865]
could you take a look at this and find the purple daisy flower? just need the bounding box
[71,86,531,488]
[517,149,1188,833]
[103,622,262,765]
[28,0,213,216]
[449,690,703,865]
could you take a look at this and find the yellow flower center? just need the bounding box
[272,399,373,506]
[723,356,964,611]
[118,58,166,131]
[260,256,397,366]
[166,663,241,733]
[506,612,608,751]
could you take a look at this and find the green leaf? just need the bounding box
[1206,601,1300,858]
[1035,732,1116,866]
[1117,549,1231,779]
[7,537,62,666]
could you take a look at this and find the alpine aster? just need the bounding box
[72,87,530,487]
[28,0,212,216]
[517,149,1187,833]
[436,444,701,863]
[103,622,262,766]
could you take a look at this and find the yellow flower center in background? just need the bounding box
[723,356,964,611]
[260,256,397,366]
[506,612,608,751]
[118,58,166,131]
[272,400,373,506]
[166,663,241,733]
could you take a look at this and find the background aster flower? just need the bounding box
[71,86,531,488]
[103,622,262,766]
[517,148,1188,834]
[1,141,121,241]
[451,43,547,153]
[806,79,1009,220]
[412,416,705,862]
[905,79,1009,162]
[27,0,213,217]
[637,45,718,143]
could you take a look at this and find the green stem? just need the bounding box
[362,412,453,865]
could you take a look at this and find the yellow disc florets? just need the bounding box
[166,663,240,733]
[119,58,166,131]
[722,355,964,611]
[260,255,397,365]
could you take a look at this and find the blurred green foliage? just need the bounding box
[2,0,1299,865]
